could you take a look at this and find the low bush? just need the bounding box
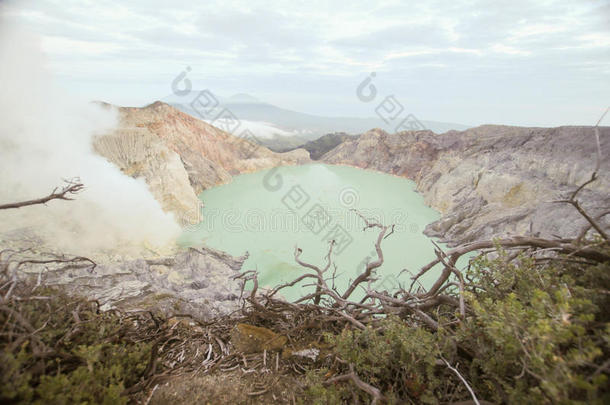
[302,249,610,404]
[0,288,154,404]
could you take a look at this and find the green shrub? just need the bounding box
[322,319,453,404]
[303,249,610,404]
[0,289,153,404]
[459,251,609,404]
[3,248,608,404]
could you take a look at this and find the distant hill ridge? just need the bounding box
[163,92,471,148]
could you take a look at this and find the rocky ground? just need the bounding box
[1,234,248,320]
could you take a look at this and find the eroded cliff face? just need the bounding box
[94,128,202,224]
[94,101,310,223]
[322,125,610,246]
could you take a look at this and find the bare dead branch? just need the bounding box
[576,210,610,243]
[441,357,481,405]
[324,363,385,404]
[365,290,440,330]
[15,256,97,273]
[411,236,610,298]
[553,198,608,241]
[0,179,84,210]
[430,240,466,318]
[341,210,392,301]
[552,107,609,240]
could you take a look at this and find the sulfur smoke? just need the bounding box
[0,20,181,257]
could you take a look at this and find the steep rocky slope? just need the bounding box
[94,127,202,224]
[322,125,610,246]
[94,101,310,222]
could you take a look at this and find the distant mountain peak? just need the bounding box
[226,93,261,104]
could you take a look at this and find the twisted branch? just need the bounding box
[0,179,84,210]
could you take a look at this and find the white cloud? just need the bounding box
[1,0,609,126]
[490,44,531,56]
[577,33,610,48]
[511,23,568,39]
[208,119,310,139]
[41,36,124,56]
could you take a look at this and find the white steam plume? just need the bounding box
[0,19,181,257]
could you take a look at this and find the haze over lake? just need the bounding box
[180,164,451,300]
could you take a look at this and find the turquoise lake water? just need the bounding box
[179,164,450,301]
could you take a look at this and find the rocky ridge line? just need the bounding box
[321,125,610,246]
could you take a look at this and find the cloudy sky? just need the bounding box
[2,0,609,127]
